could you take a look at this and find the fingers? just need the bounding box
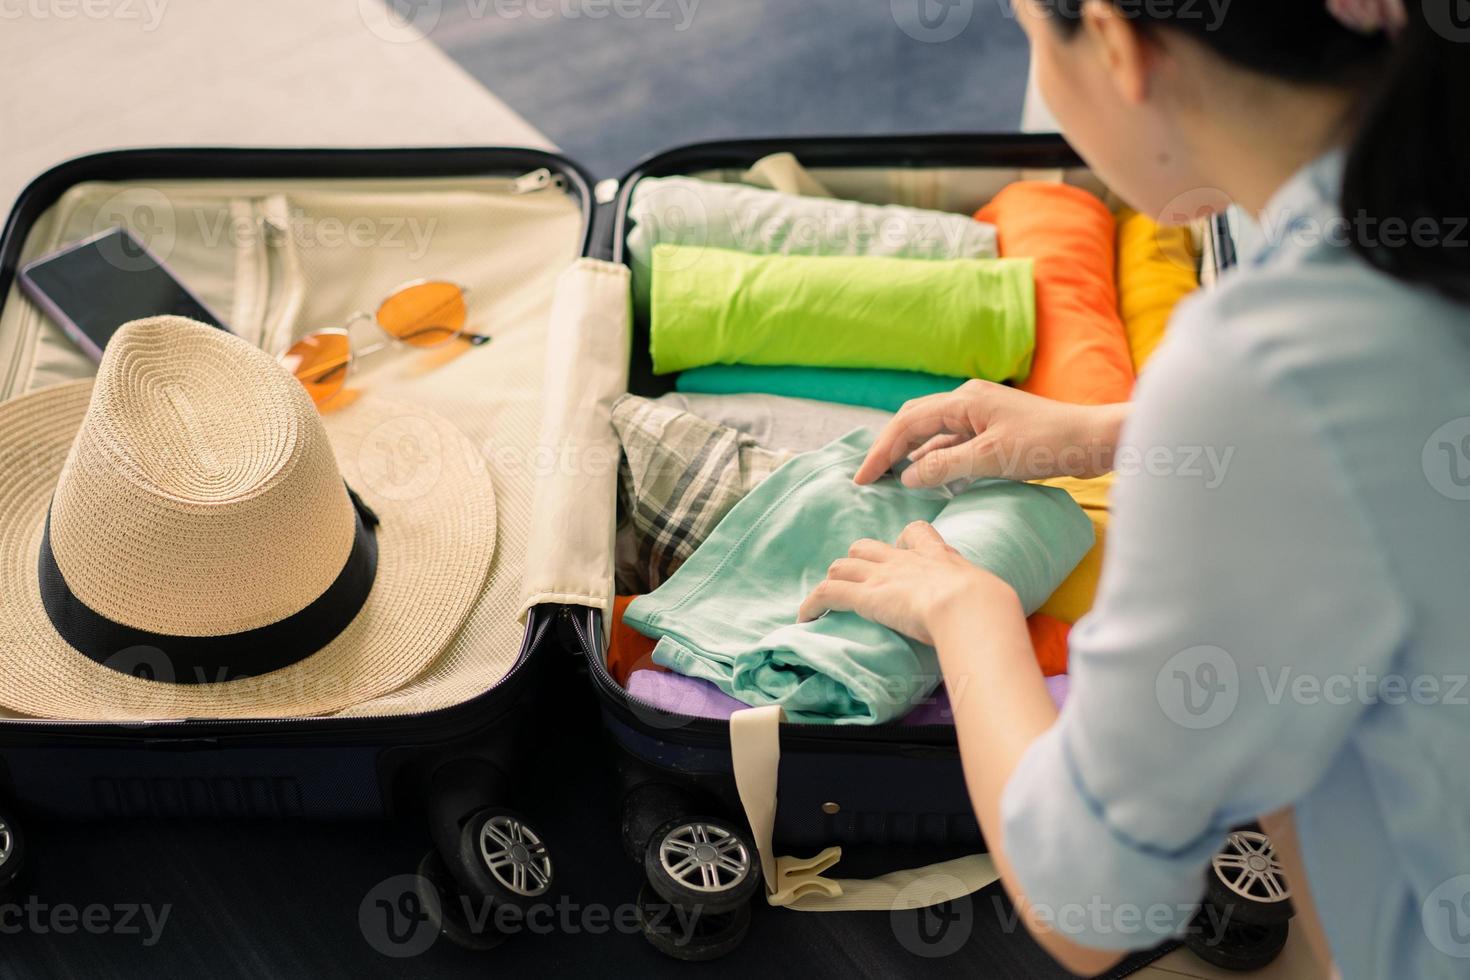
[897,520,946,551]
[825,557,872,582]
[797,579,861,623]
[853,392,976,485]
[847,538,895,561]
[900,442,987,489]
[909,432,969,462]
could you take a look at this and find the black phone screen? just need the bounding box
[21,229,226,354]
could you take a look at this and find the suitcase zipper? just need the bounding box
[512,168,565,195]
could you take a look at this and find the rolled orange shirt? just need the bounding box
[976,183,1135,405]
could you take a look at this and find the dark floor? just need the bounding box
[427,0,1031,179]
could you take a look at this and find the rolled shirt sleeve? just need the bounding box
[1000,294,1410,951]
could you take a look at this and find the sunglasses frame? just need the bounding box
[281,278,487,404]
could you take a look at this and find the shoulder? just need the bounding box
[1134,248,1464,458]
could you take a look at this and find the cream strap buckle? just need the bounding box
[729,705,1001,913]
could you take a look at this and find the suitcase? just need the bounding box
[0,146,607,926]
[0,135,1243,964]
[566,134,1240,959]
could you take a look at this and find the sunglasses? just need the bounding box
[279,280,489,406]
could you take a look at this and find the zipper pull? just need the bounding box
[262,214,289,247]
[512,168,564,195]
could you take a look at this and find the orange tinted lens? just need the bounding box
[377,281,466,348]
[281,332,351,405]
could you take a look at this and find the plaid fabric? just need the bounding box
[613,395,793,593]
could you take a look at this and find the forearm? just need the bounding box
[930,595,1124,977]
[1068,402,1131,479]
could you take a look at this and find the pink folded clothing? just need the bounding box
[625,669,1070,725]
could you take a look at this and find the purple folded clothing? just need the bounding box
[625,670,1070,725]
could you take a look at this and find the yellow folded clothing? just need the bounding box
[1033,473,1112,624]
[1116,208,1199,373]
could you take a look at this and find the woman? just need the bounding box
[798,1,1469,976]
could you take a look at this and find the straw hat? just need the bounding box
[0,316,496,720]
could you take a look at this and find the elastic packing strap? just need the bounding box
[730,705,999,912]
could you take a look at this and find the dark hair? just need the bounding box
[1038,1,1470,303]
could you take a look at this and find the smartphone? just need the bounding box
[18,228,227,361]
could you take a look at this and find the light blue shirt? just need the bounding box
[1000,152,1470,979]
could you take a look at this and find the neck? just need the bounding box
[1184,82,1359,215]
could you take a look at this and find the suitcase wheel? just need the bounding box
[451,807,556,914]
[636,882,751,962]
[0,811,24,895]
[1204,828,1294,926]
[416,850,508,952]
[1185,914,1290,972]
[643,816,761,916]
[620,781,698,863]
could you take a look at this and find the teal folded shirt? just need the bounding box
[624,430,1094,725]
[650,245,1036,382]
[676,365,961,413]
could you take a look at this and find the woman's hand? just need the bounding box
[797,521,1022,646]
[853,380,1130,489]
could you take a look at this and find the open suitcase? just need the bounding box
[0,146,606,928]
[0,135,1275,969]
[558,135,1282,966]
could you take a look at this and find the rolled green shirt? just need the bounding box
[625,429,1094,724]
[625,175,1000,317]
[650,245,1035,381]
